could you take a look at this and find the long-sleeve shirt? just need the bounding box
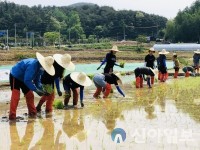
[10,58,43,91]
[145,54,155,68]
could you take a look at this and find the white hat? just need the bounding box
[194,49,200,54]
[173,53,177,56]
[114,72,123,85]
[149,47,155,52]
[70,72,92,87]
[159,49,169,55]
[110,45,120,52]
[53,54,75,71]
[149,68,155,75]
[36,52,55,76]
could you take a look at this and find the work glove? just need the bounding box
[35,89,46,96]
[97,66,101,70]
[58,91,62,96]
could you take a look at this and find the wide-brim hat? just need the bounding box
[159,49,169,55]
[114,72,123,85]
[194,49,200,54]
[36,52,55,76]
[149,47,155,52]
[70,72,92,87]
[149,67,155,75]
[173,53,177,56]
[110,45,120,52]
[53,54,75,71]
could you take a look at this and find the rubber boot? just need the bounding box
[185,71,190,77]
[160,74,164,82]
[103,83,112,98]
[165,72,168,80]
[140,77,143,88]
[9,89,20,120]
[72,88,78,106]
[162,73,168,82]
[25,91,37,117]
[93,87,102,98]
[36,96,47,112]
[158,72,161,80]
[135,77,140,88]
[151,76,154,85]
[174,71,179,78]
[46,93,55,113]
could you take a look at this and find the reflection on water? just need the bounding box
[1,78,200,149]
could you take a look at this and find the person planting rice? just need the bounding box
[134,67,155,88]
[193,49,200,74]
[93,73,125,98]
[182,66,196,77]
[157,49,169,82]
[144,47,156,84]
[63,72,92,109]
[9,52,55,120]
[156,54,162,80]
[36,54,75,113]
[97,45,123,74]
[172,53,180,78]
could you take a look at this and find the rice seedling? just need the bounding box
[87,74,94,80]
[53,99,64,109]
[119,61,125,68]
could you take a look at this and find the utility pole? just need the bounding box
[14,23,16,47]
[6,30,9,50]
[26,32,28,47]
[68,28,71,43]
[123,25,126,41]
[59,29,61,49]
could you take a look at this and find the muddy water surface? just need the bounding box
[1,78,200,149]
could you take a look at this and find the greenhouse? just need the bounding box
[153,43,200,51]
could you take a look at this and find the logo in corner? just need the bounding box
[111,128,126,143]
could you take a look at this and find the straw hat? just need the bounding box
[36,52,55,76]
[173,53,177,56]
[70,72,92,86]
[53,54,75,71]
[110,45,120,52]
[114,73,123,85]
[194,49,200,54]
[149,47,155,52]
[149,67,155,75]
[159,49,169,55]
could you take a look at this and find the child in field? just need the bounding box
[193,49,200,74]
[172,53,180,78]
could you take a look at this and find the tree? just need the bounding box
[44,32,60,45]
[164,20,175,42]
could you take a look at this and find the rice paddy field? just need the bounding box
[1,76,200,150]
[0,45,199,149]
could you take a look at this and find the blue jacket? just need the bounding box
[10,58,43,91]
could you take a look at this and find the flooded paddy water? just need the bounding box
[1,62,200,149]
